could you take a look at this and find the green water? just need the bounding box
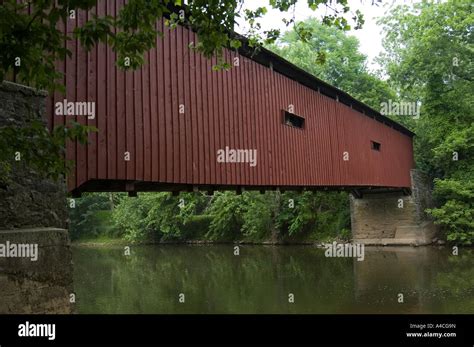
[72,245,474,314]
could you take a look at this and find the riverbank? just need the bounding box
[72,236,129,247]
[71,236,338,247]
[71,235,456,248]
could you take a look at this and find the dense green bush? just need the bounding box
[112,192,211,242]
[71,190,351,243]
[277,191,350,241]
[427,179,474,245]
[69,193,120,240]
[378,0,473,244]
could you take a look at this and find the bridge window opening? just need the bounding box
[371,141,381,151]
[283,111,305,129]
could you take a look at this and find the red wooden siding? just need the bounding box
[45,3,414,193]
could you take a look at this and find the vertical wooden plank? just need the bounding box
[116,1,126,180]
[86,6,97,183]
[141,48,151,182]
[259,64,266,186]
[76,9,88,188]
[292,81,300,185]
[244,58,253,185]
[306,87,313,186]
[313,91,323,185]
[64,9,76,190]
[248,57,255,186]
[276,74,284,185]
[231,52,239,186]
[184,28,193,184]
[205,50,216,185]
[106,0,117,180]
[271,70,280,186]
[322,97,332,185]
[96,1,107,180]
[345,105,354,185]
[257,64,266,186]
[125,70,135,180]
[232,51,243,186]
[157,20,166,182]
[305,86,312,185]
[299,84,307,185]
[282,77,290,186]
[176,26,186,184]
[250,61,259,186]
[163,24,173,182]
[233,53,241,185]
[283,77,293,186]
[301,84,308,185]
[323,94,332,185]
[149,14,158,182]
[241,57,250,185]
[133,53,143,181]
[114,1,123,181]
[266,66,275,186]
[220,58,229,185]
[210,56,220,184]
[195,36,204,184]
[215,57,224,184]
[225,51,235,186]
[336,100,344,186]
[189,31,198,184]
[201,48,210,184]
[170,26,179,183]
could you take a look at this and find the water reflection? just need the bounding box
[72,245,474,314]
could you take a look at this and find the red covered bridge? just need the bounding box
[46,3,414,197]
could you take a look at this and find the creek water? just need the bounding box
[72,244,474,314]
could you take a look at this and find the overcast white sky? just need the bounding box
[236,0,420,72]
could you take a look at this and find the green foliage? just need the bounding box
[181,215,213,240]
[144,192,208,241]
[267,18,396,110]
[72,190,350,243]
[112,192,210,242]
[112,194,156,242]
[205,191,278,241]
[0,120,96,183]
[69,192,120,240]
[206,192,244,240]
[427,178,474,245]
[277,191,350,240]
[240,192,278,240]
[378,0,474,244]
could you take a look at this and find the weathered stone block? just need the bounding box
[0,228,74,314]
[351,169,439,245]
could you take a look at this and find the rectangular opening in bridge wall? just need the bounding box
[283,110,305,129]
[371,141,381,151]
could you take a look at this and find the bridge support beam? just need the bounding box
[350,170,439,246]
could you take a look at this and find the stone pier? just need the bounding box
[350,170,439,246]
[0,81,73,313]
